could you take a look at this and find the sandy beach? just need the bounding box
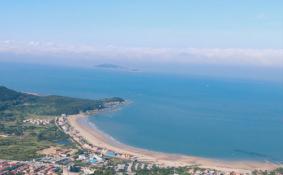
[67,113,281,173]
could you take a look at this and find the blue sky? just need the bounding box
[0,0,282,48]
[0,0,282,68]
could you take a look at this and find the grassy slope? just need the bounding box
[0,86,124,160]
[0,86,124,116]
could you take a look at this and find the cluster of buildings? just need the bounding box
[110,161,153,174]
[0,157,261,175]
[0,160,61,175]
[23,118,51,126]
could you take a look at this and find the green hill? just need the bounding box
[0,86,124,160]
[0,86,124,116]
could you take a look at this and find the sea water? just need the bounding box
[1,63,283,162]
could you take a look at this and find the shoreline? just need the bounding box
[67,113,281,173]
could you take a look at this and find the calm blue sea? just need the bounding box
[1,63,283,162]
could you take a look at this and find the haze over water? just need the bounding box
[1,63,283,162]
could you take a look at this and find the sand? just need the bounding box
[67,114,281,173]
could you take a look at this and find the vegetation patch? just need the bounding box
[0,86,124,160]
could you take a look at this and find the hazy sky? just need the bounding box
[0,0,282,68]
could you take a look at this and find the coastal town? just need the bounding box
[0,116,218,175]
[2,114,282,175]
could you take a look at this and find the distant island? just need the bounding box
[95,63,123,69]
[95,63,140,72]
